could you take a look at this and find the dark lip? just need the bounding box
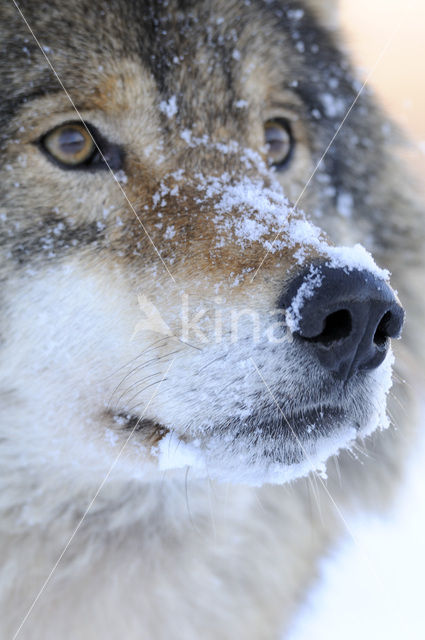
[113,406,354,468]
[116,405,346,436]
[114,405,349,454]
[216,404,348,445]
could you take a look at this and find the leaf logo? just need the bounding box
[132,295,173,339]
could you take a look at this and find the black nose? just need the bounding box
[280,265,404,380]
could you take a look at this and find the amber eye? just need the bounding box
[264,118,294,170]
[39,121,123,171]
[41,123,96,167]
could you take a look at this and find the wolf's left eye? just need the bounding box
[39,121,123,171]
[264,118,294,170]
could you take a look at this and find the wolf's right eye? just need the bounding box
[39,121,123,171]
[42,123,96,167]
[264,118,294,170]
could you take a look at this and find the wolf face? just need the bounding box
[0,0,416,489]
[2,3,425,640]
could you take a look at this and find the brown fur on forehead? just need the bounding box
[0,0,313,125]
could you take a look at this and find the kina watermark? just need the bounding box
[132,293,292,345]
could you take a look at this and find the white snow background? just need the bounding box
[287,402,425,640]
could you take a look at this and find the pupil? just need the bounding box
[59,128,87,154]
[264,120,293,166]
[268,139,286,154]
[266,127,288,144]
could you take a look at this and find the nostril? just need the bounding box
[304,309,352,346]
[373,310,393,348]
[280,265,405,379]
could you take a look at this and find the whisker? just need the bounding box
[217,376,243,395]
[389,390,408,417]
[185,467,199,533]
[107,348,183,408]
[392,371,407,387]
[126,378,171,414]
[114,372,165,412]
[196,352,228,374]
[176,337,204,352]
[207,478,218,540]
[101,336,173,382]
[386,406,400,428]
[332,455,342,487]
[310,471,324,525]
[351,442,370,460]
[253,488,267,515]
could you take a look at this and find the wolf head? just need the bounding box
[0,0,418,488]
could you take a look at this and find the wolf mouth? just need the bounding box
[117,404,349,449]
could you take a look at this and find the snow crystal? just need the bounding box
[163,225,176,240]
[320,93,346,118]
[180,129,193,145]
[157,433,207,472]
[159,95,178,118]
[286,265,324,332]
[104,428,119,447]
[287,8,304,20]
[170,168,185,181]
[210,177,292,249]
[324,244,389,279]
[336,192,353,218]
[114,170,128,184]
[102,206,113,219]
[287,215,389,280]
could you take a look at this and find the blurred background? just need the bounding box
[342,0,425,176]
[289,2,425,638]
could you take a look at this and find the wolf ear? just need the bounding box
[305,0,339,28]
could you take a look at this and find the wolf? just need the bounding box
[0,0,423,638]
